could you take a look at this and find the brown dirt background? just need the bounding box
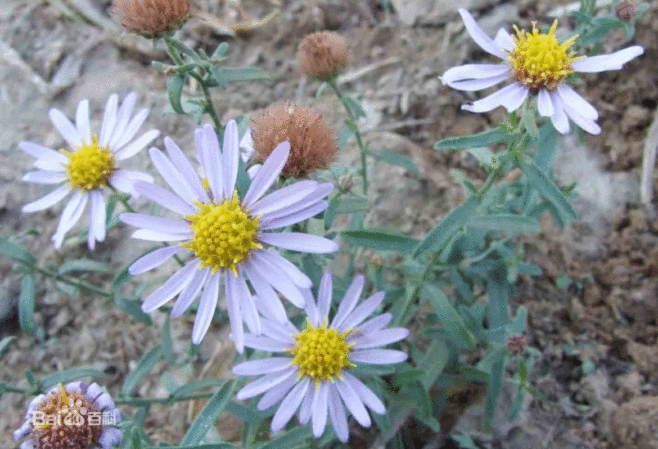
[0,0,657,448]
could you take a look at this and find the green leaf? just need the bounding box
[341,96,367,118]
[0,336,16,357]
[419,339,449,389]
[483,350,506,432]
[58,259,111,276]
[122,346,163,396]
[115,296,152,325]
[171,379,226,399]
[167,74,187,114]
[0,237,35,265]
[510,306,528,334]
[19,274,36,336]
[521,104,539,140]
[145,445,235,449]
[412,197,478,258]
[421,284,476,350]
[162,315,176,364]
[257,427,313,449]
[519,160,578,222]
[434,128,508,151]
[112,265,132,293]
[211,67,270,88]
[452,432,478,449]
[337,125,354,148]
[42,368,106,389]
[181,380,236,445]
[25,369,41,391]
[534,125,559,172]
[341,229,420,255]
[468,214,540,234]
[168,38,201,61]
[212,42,229,59]
[368,149,420,176]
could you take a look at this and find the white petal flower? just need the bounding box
[14,381,122,449]
[20,93,159,249]
[440,8,644,134]
[233,272,409,442]
[121,120,338,351]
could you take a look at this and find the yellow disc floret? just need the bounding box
[182,191,261,275]
[508,20,583,91]
[62,135,115,191]
[290,318,356,383]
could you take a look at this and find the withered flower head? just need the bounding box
[251,101,337,178]
[14,382,122,449]
[297,31,351,81]
[113,0,191,39]
[615,1,637,22]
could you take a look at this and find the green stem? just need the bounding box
[329,81,369,194]
[200,76,223,133]
[114,391,214,406]
[31,265,112,298]
[164,36,223,134]
[1,384,27,394]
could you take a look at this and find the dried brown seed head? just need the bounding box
[32,385,103,449]
[615,1,637,22]
[297,31,351,81]
[251,101,337,178]
[113,0,191,39]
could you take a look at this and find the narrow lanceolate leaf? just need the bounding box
[42,368,105,389]
[421,284,476,351]
[341,229,420,255]
[167,74,187,114]
[511,306,528,334]
[145,445,235,449]
[257,427,313,449]
[368,149,420,176]
[483,350,506,432]
[0,336,16,357]
[412,198,478,258]
[0,237,35,265]
[162,315,176,364]
[434,128,508,151]
[181,380,236,446]
[58,259,111,276]
[121,346,163,396]
[18,274,36,336]
[468,214,540,234]
[518,160,578,222]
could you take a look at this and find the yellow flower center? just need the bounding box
[62,135,115,191]
[182,191,261,275]
[508,20,583,91]
[32,384,103,449]
[290,318,356,383]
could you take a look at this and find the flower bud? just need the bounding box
[297,31,351,81]
[615,1,637,22]
[338,174,354,192]
[113,0,191,39]
[506,334,528,355]
[251,101,337,177]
